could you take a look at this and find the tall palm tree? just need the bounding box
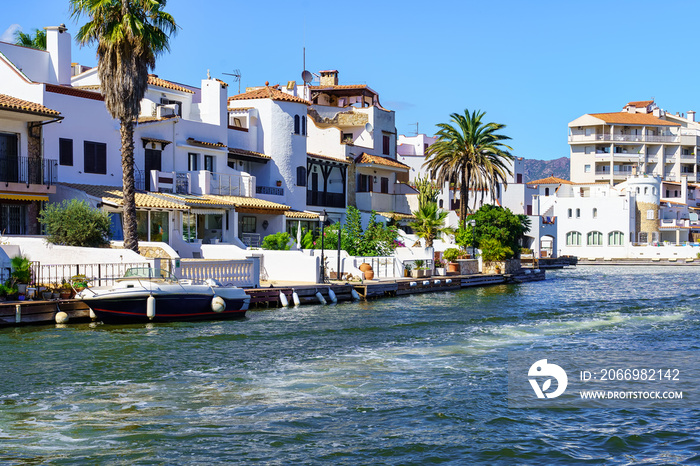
[15,29,46,50]
[70,0,177,252]
[423,109,513,227]
[409,202,453,248]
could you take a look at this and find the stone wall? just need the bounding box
[636,200,659,241]
[457,259,478,275]
[482,258,521,275]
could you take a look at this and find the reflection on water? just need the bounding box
[1,266,699,464]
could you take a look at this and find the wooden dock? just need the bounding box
[0,270,544,327]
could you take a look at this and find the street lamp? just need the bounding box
[319,209,328,284]
[468,218,476,258]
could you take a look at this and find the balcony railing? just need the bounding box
[307,190,345,208]
[256,186,284,196]
[569,134,680,143]
[0,155,58,185]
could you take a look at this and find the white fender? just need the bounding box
[211,296,226,313]
[316,291,327,305]
[422,280,430,286]
[328,288,337,303]
[292,291,301,306]
[434,280,441,284]
[351,289,360,301]
[15,304,21,324]
[446,279,452,284]
[279,291,289,307]
[410,282,417,287]
[89,308,96,319]
[55,311,69,324]
[147,295,156,320]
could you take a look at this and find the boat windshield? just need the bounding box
[122,267,178,282]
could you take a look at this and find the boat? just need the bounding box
[77,267,250,324]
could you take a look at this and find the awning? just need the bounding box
[189,208,227,215]
[0,192,49,201]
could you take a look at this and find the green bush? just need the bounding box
[261,232,292,250]
[10,255,31,284]
[480,238,513,262]
[39,199,111,247]
[442,248,462,263]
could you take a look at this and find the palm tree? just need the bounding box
[409,202,453,248]
[15,29,46,50]
[423,109,513,227]
[70,0,177,253]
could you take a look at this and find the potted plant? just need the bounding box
[41,285,53,301]
[10,255,31,296]
[0,283,9,301]
[59,280,73,299]
[412,260,424,278]
[443,248,461,274]
[404,263,412,277]
[434,259,446,276]
[276,180,283,187]
[71,274,88,292]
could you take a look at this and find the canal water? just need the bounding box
[1,266,699,464]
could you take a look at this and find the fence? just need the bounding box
[179,258,259,287]
[354,256,402,278]
[31,262,149,287]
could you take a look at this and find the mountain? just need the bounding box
[523,157,570,182]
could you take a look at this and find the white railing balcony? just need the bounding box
[209,171,255,197]
[151,170,256,197]
[569,134,680,143]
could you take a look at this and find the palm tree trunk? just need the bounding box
[459,168,469,228]
[120,119,139,253]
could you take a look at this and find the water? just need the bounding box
[1,266,699,464]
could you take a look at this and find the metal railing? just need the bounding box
[355,256,400,278]
[0,155,58,185]
[307,191,345,208]
[30,262,149,287]
[241,233,261,247]
[569,134,680,143]
[256,185,284,196]
[210,172,254,196]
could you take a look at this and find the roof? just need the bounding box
[285,210,320,219]
[376,211,415,220]
[307,152,352,165]
[588,112,680,127]
[228,85,310,105]
[45,83,104,101]
[229,147,271,162]
[354,153,410,170]
[137,115,177,125]
[626,100,654,108]
[156,193,237,209]
[0,94,61,118]
[204,194,290,212]
[148,75,194,94]
[186,137,226,149]
[61,183,188,210]
[309,84,370,91]
[526,176,573,185]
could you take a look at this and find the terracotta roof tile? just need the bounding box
[626,100,654,108]
[156,193,237,208]
[137,115,177,125]
[228,85,310,105]
[215,78,228,87]
[589,112,680,126]
[186,137,226,148]
[307,152,352,165]
[148,75,194,94]
[0,94,61,117]
[354,153,410,170]
[309,84,369,91]
[376,211,415,220]
[204,194,290,211]
[61,183,189,210]
[229,147,271,160]
[45,83,104,101]
[526,176,573,185]
[285,210,320,219]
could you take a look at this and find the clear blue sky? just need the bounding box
[3,1,700,160]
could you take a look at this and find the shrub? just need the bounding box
[480,238,513,263]
[10,255,31,284]
[261,232,292,250]
[39,199,111,247]
[442,248,462,263]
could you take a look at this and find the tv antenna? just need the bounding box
[223,69,241,94]
[411,122,419,136]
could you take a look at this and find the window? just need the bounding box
[341,132,353,144]
[240,216,256,233]
[380,177,389,194]
[204,155,214,172]
[608,231,624,246]
[587,231,603,245]
[59,138,73,166]
[357,174,372,192]
[301,116,306,136]
[647,210,655,220]
[545,187,550,196]
[566,231,581,246]
[576,208,581,218]
[383,135,390,155]
[188,153,198,171]
[567,208,572,218]
[584,164,591,173]
[294,115,300,135]
[592,208,597,218]
[517,173,522,183]
[296,166,306,186]
[665,189,670,197]
[84,141,106,174]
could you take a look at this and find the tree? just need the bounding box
[39,199,112,247]
[423,109,514,228]
[15,29,46,50]
[70,0,177,253]
[413,175,440,207]
[409,202,453,248]
[455,204,530,259]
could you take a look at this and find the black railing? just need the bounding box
[307,190,345,208]
[256,185,284,196]
[0,155,58,185]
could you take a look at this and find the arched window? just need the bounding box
[545,187,550,196]
[567,208,572,218]
[439,199,444,208]
[587,231,603,245]
[294,115,300,135]
[636,187,640,193]
[301,116,306,135]
[645,187,648,194]
[608,231,624,246]
[576,208,581,218]
[566,231,581,246]
[592,208,597,219]
[296,166,306,186]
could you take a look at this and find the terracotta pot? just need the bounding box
[364,270,375,280]
[359,263,373,272]
[60,291,72,300]
[447,262,460,274]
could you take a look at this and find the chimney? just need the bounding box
[45,24,71,85]
[319,70,339,87]
[689,111,696,122]
[200,75,227,126]
[653,108,662,117]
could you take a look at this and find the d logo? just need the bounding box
[528,359,568,399]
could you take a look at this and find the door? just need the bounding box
[144,149,162,191]
[0,133,19,183]
[311,171,319,204]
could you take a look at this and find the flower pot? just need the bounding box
[42,291,53,301]
[404,270,411,277]
[435,267,446,276]
[447,262,460,274]
[359,263,372,272]
[60,291,72,300]
[411,269,420,278]
[52,292,60,300]
[364,270,374,280]
[17,284,28,295]
[276,181,282,187]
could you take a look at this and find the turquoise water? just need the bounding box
[1,266,699,464]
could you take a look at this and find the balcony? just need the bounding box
[256,185,284,196]
[569,134,680,144]
[307,190,345,208]
[150,170,255,197]
[0,155,58,185]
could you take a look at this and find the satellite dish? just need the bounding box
[365,122,373,133]
[302,70,313,84]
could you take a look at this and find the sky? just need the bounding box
[3,0,700,161]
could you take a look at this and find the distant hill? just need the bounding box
[523,157,570,183]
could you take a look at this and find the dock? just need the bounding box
[0,270,545,327]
